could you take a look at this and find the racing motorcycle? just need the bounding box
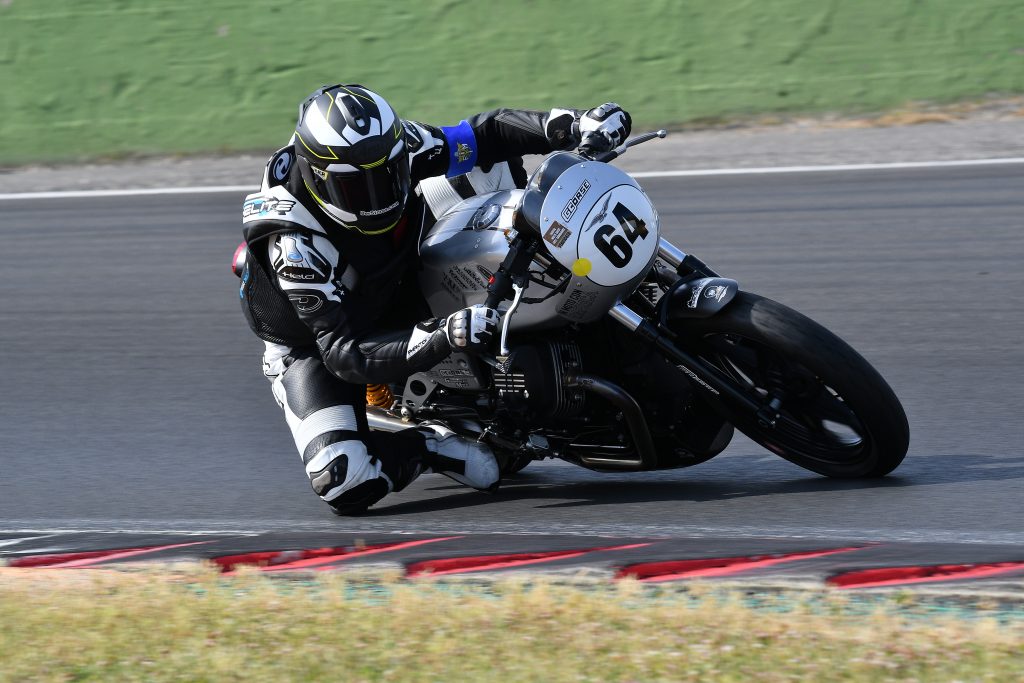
[371,131,910,479]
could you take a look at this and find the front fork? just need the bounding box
[656,238,720,279]
[608,239,763,415]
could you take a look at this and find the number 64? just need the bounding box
[594,202,648,268]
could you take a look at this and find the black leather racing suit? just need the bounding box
[239,107,585,513]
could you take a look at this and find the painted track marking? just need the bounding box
[1,157,1022,201]
[0,535,59,549]
[630,157,1024,178]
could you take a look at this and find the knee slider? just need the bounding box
[304,439,383,502]
[309,457,347,497]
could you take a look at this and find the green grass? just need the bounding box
[1,0,1023,164]
[1,567,1022,682]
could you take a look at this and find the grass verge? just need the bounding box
[1,566,1022,682]
[2,0,1023,164]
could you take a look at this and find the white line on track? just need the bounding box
[2,524,1022,545]
[1,157,1022,201]
[630,156,1024,178]
[0,185,254,200]
[0,534,59,549]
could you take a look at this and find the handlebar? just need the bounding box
[481,131,668,361]
[484,274,510,310]
[588,129,668,163]
[483,234,538,309]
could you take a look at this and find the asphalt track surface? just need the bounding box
[2,163,1023,583]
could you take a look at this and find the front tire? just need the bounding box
[675,292,909,478]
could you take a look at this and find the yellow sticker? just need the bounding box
[571,258,592,277]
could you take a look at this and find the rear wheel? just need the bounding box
[674,292,909,478]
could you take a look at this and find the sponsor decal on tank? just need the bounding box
[560,179,591,222]
[557,287,598,321]
[584,195,611,233]
[543,220,573,248]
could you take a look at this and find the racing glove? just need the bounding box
[445,304,500,353]
[545,103,632,153]
[578,102,632,154]
[404,304,500,370]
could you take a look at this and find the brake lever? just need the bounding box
[498,281,526,357]
[591,129,668,163]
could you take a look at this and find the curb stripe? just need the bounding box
[260,537,460,573]
[616,546,869,582]
[406,543,651,577]
[827,561,1024,589]
[212,537,460,574]
[1,157,1022,201]
[8,541,210,568]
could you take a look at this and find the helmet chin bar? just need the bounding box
[309,185,403,235]
[298,151,409,235]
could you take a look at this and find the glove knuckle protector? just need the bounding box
[445,304,499,352]
[577,102,632,153]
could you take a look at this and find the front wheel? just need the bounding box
[674,292,909,478]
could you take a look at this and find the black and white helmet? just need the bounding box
[293,84,410,234]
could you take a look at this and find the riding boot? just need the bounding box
[418,423,501,491]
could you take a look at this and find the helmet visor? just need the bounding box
[317,158,410,227]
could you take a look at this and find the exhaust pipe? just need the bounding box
[564,373,658,470]
[366,405,413,433]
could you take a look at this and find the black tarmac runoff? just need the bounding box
[2,163,1022,586]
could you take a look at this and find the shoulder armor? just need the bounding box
[242,183,326,240]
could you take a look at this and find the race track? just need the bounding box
[2,163,1023,582]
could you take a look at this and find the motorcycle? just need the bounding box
[369,131,910,479]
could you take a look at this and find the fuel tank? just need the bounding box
[418,189,571,331]
[418,153,660,330]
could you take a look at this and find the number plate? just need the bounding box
[540,162,660,288]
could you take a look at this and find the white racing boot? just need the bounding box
[418,423,500,491]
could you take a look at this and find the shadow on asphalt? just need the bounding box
[364,453,1024,517]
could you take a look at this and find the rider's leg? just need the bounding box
[263,343,498,515]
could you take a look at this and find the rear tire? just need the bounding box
[675,292,909,478]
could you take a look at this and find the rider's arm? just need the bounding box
[402,105,630,182]
[268,232,450,384]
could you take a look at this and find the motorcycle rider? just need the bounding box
[237,83,631,514]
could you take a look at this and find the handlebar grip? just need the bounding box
[484,289,504,309]
[484,270,511,309]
